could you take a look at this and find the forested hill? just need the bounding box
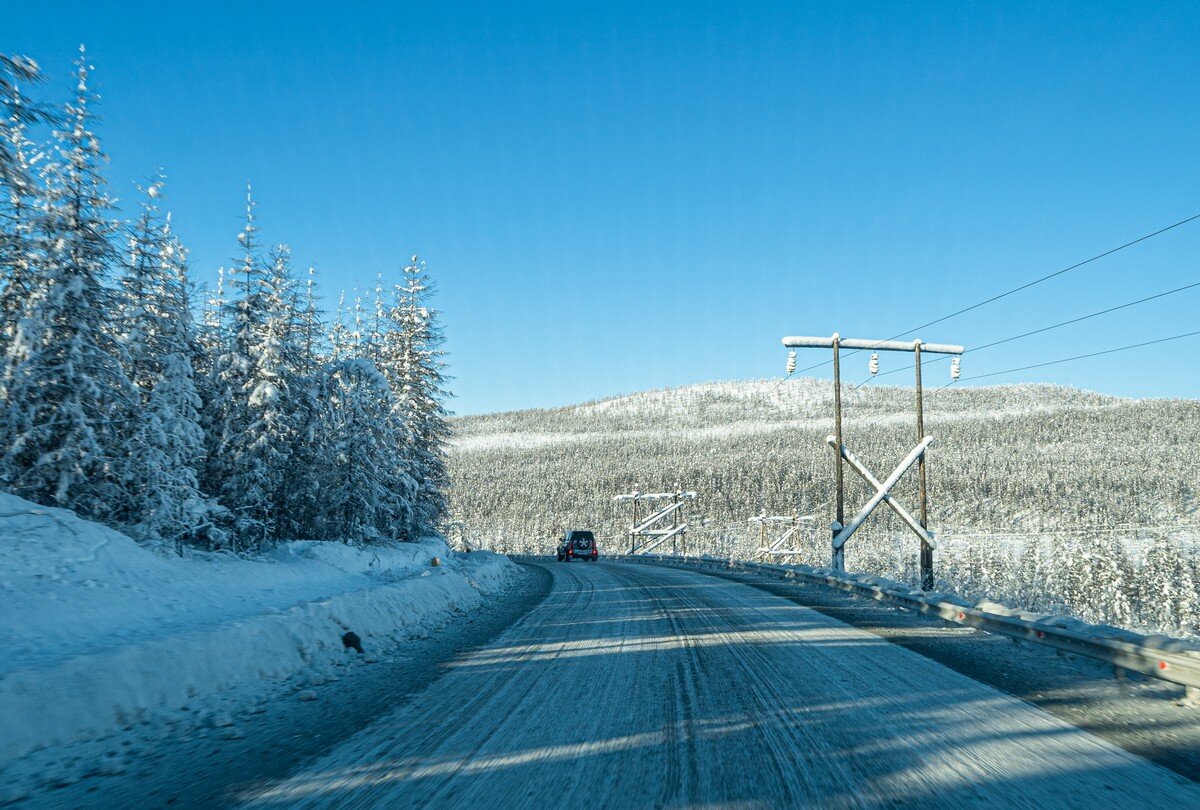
[446,378,1200,558]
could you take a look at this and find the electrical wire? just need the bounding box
[883,212,1200,343]
[780,212,1200,379]
[854,277,1200,387]
[957,328,1200,381]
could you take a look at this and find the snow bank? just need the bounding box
[0,492,520,778]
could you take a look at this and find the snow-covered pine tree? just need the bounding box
[213,205,313,548]
[299,265,325,377]
[328,290,349,362]
[1141,537,1199,635]
[0,80,45,372]
[0,49,136,522]
[379,255,451,537]
[195,265,226,498]
[309,358,416,542]
[259,243,311,540]
[210,186,271,547]
[120,177,172,399]
[125,206,210,551]
[0,52,45,189]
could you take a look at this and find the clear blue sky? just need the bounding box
[9,1,1200,414]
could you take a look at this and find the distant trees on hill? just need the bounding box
[0,49,449,551]
[448,379,1200,638]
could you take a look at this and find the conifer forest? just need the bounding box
[0,50,450,554]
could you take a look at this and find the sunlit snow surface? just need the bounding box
[0,491,519,796]
[241,561,1200,808]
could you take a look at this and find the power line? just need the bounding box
[885,212,1200,342]
[855,278,1200,387]
[784,211,1200,379]
[959,329,1200,381]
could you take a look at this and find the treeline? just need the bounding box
[0,50,449,552]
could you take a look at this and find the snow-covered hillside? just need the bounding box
[447,378,1200,638]
[0,492,518,797]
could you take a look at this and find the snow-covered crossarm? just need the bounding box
[636,523,688,553]
[631,501,686,534]
[782,335,965,355]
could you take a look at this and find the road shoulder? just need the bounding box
[680,561,1200,782]
[24,563,553,809]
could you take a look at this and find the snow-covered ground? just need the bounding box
[240,560,1200,807]
[0,492,519,800]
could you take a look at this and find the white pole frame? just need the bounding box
[750,514,817,561]
[614,490,696,555]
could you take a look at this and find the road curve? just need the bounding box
[241,560,1200,808]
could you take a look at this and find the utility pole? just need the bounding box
[832,335,845,572]
[750,513,816,561]
[914,342,933,590]
[614,488,696,555]
[782,334,963,589]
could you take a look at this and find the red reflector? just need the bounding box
[1159,661,1169,670]
[957,612,965,620]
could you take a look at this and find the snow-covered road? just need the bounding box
[242,560,1200,808]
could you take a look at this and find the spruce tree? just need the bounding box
[379,255,451,537]
[0,52,45,189]
[309,358,416,542]
[0,49,136,522]
[121,177,172,399]
[0,81,44,370]
[211,186,270,546]
[126,209,209,550]
[257,244,308,539]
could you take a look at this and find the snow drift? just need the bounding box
[0,492,519,779]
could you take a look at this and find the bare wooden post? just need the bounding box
[672,489,680,554]
[629,495,638,555]
[759,516,767,562]
[832,334,845,572]
[915,341,933,590]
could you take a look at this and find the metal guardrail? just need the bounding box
[598,553,1200,699]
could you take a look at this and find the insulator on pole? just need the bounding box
[786,349,797,374]
[950,356,961,380]
[868,352,879,375]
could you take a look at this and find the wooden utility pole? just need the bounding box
[832,334,845,572]
[914,342,933,590]
[781,334,963,584]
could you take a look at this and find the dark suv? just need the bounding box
[556,530,598,562]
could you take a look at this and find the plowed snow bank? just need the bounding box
[0,492,518,783]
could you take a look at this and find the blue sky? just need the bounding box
[8,1,1200,414]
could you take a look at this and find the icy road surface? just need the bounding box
[242,561,1200,808]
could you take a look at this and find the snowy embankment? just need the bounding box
[0,492,519,784]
